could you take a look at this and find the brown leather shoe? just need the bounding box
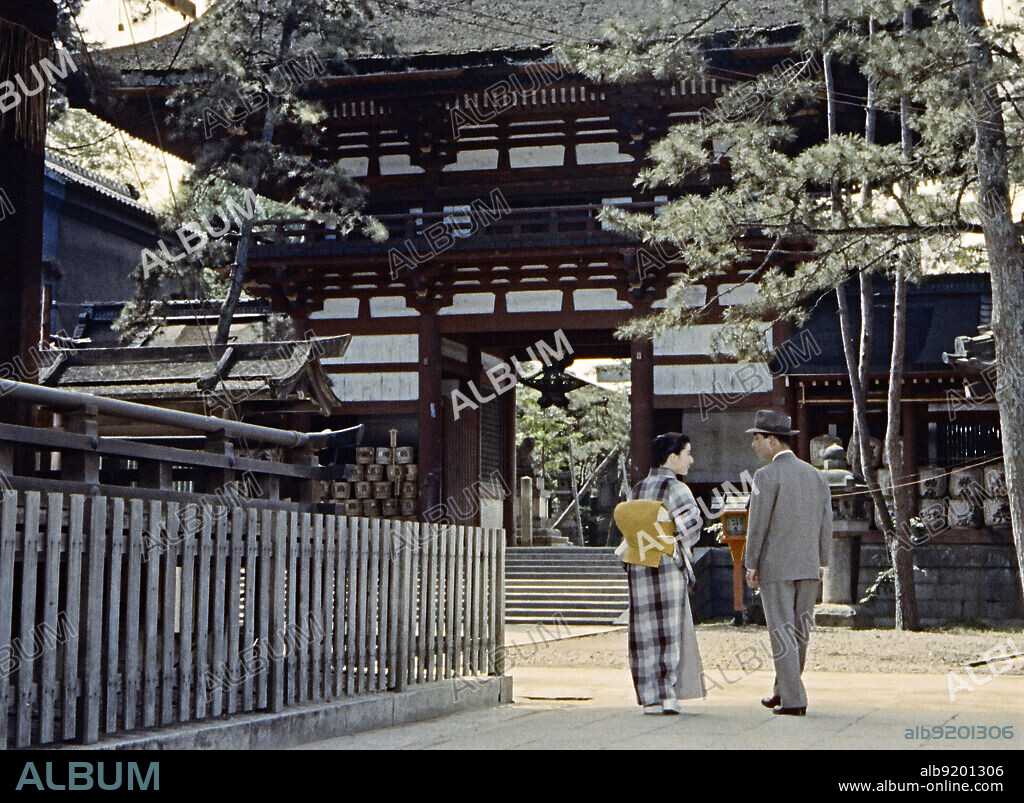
[761,695,781,709]
[773,706,806,716]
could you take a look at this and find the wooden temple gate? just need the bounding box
[0,379,504,749]
[100,30,835,535]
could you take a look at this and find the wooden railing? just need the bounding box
[0,380,504,749]
[249,202,659,256]
[0,488,504,749]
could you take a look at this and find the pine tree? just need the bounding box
[952,0,1024,608]
[119,0,391,343]
[570,0,1024,628]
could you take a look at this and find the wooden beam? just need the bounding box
[0,422,315,478]
[418,307,443,514]
[630,336,653,484]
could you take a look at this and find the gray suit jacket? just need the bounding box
[743,451,832,583]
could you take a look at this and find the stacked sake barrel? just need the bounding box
[878,460,1008,530]
[980,462,1011,528]
[321,441,419,520]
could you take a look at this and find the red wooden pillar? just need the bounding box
[772,320,794,410]
[417,305,443,515]
[630,336,654,484]
[501,383,517,543]
[796,389,810,461]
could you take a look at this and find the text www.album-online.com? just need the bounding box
[837,764,1005,792]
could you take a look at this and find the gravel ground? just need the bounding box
[506,623,1024,675]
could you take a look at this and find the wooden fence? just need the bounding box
[0,488,505,749]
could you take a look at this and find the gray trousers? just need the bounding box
[760,579,819,708]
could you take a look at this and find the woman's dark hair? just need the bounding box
[652,432,690,466]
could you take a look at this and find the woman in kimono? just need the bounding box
[626,432,707,714]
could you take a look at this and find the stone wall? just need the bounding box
[693,547,759,623]
[855,545,1022,627]
[692,544,1022,627]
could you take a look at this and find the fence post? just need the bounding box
[395,521,412,692]
[62,406,99,486]
[79,495,108,744]
[285,443,318,504]
[138,459,173,491]
[203,432,235,494]
[495,528,506,676]
[0,490,18,750]
[15,492,40,747]
[270,511,287,712]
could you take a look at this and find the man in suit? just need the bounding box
[743,410,832,716]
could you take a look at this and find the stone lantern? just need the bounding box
[816,442,870,626]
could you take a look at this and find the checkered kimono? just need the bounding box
[625,468,707,706]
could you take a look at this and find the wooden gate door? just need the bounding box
[441,397,480,525]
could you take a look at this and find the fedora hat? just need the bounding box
[745,409,799,436]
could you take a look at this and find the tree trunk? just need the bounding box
[883,6,921,631]
[828,7,918,627]
[841,15,884,521]
[954,0,1024,606]
[853,23,877,478]
[836,288,890,528]
[885,269,919,629]
[215,3,300,345]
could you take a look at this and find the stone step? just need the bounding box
[507,598,626,610]
[505,615,623,625]
[508,547,618,553]
[507,588,629,597]
[505,561,622,568]
[508,580,625,586]
[507,598,628,608]
[505,561,623,568]
[506,559,618,565]
[503,547,627,624]
[506,573,625,580]
[506,582,627,590]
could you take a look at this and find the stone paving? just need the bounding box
[294,665,1024,750]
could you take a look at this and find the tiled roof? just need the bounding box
[781,275,992,375]
[38,335,351,415]
[44,151,154,216]
[102,0,803,73]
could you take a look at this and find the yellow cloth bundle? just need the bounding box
[613,499,675,567]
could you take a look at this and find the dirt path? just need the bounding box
[505,624,1024,675]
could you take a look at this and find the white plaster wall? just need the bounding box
[379,155,424,175]
[509,145,564,168]
[652,285,707,309]
[717,283,760,305]
[654,363,773,396]
[655,325,772,356]
[576,142,633,164]
[572,288,630,311]
[654,327,717,356]
[370,296,417,317]
[329,372,418,402]
[505,290,563,312]
[439,293,496,316]
[443,149,500,171]
[337,157,369,177]
[309,298,360,320]
[323,334,417,365]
